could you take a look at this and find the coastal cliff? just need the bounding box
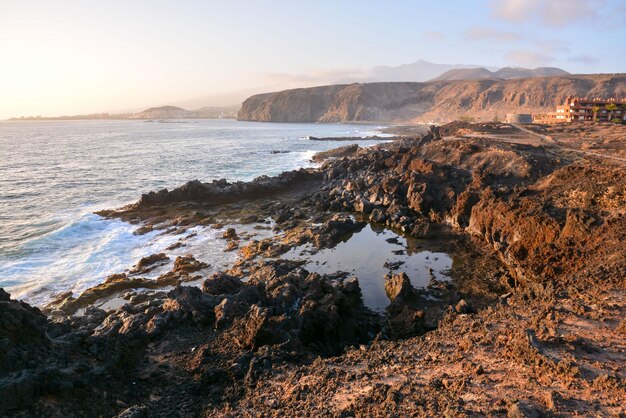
[237,74,626,123]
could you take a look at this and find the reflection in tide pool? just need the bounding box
[282,224,452,312]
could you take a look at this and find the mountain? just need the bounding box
[350,59,500,83]
[431,68,496,81]
[237,74,626,124]
[432,66,570,81]
[494,66,570,79]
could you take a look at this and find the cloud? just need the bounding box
[465,27,519,42]
[491,0,602,26]
[491,0,541,22]
[506,49,553,67]
[423,31,445,41]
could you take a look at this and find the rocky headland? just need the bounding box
[237,74,626,123]
[1,122,625,417]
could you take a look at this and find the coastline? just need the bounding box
[0,120,394,305]
[2,122,625,416]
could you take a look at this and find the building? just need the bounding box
[505,113,533,124]
[555,96,626,122]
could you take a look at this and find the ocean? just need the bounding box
[0,119,389,305]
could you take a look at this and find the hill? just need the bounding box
[237,74,626,123]
[432,66,570,81]
[132,106,190,119]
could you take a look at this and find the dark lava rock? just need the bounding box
[311,215,365,248]
[202,272,243,295]
[383,260,405,270]
[163,286,218,325]
[0,290,50,374]
[173,255,208,273]
[384,303,425,340]
[132,169,321,209]
[116,405,149,418]
[129,253,169,274]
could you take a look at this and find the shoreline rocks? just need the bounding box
[4,121,626,416]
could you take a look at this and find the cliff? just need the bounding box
[237,74,626,123]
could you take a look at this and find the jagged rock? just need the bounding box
[384,272,414,302]
[173,255,208,273]
[234,305,272,350]
[163,286,218,324]
[310,215,365,249]
[353,197,372,214]
[214,297,250,330]
[202,272,243,295]
[369,208,387,223]
[129,253,169,274]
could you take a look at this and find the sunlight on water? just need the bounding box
[0,119,389,305]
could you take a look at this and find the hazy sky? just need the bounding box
[1,0,624,119]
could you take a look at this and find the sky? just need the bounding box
[0,0,624,119]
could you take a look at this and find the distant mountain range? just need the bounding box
[329,59,502,83]
[432,66,570,81]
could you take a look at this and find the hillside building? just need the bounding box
[554,96,626,122]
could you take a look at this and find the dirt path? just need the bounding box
[511,123,626,166]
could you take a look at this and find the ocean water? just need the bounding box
[0,119,389,305]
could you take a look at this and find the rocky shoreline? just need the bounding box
[2,122,625,416]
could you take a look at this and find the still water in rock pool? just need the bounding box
[282,224,452,312]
